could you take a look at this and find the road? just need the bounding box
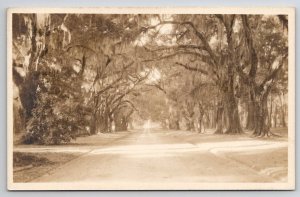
[27,129,287,185]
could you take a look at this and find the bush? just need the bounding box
[22,66,87,145]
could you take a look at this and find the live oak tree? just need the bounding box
[13,14,147,144]
[13,14,79,144]
[13,14,94,144]
[63,14,153,134]
[140,14,288,136]
[12,13,288,144]
[236,15,288,136]
[141,14,244,134]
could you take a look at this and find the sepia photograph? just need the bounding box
[7,7,295,190]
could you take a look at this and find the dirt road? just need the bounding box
[20,129,287,185]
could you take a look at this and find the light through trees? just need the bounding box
[12,13,288,144]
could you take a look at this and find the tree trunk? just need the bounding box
[281,108,286,127]
[120,116,128,131]
[198,118,202,133]
[209,109,215,128]
[108,115,113,132]
[210,100,217,128]
[214,101,224,134]
[170,119,180,130]
[169,120,178,130]
[186,118,194,131]
[279,93,287,127]
[97,112,109,133]
[268,95,273,128]
[225,89,243,134]
[246,99,255,130]
[19,15,39,121]
[185,101,195,131]
[103,115,109,132]
[89,114,97,135]
[222,16,243,134]
[169,111,180,130]
[198,114,205,133]
[274,106,278,128]
[253,99,270,136]
[253,91,271,136]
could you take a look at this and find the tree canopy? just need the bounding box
[12,13,288,144]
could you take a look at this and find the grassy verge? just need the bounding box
[13,152,81,182]
[226,148,288,181]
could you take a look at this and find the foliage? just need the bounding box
[23,60,88,144]
[12,13,289,144]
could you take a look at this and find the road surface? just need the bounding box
[24,129,287,184]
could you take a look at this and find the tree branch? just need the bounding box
[175,62,208,75]
[259,55,287,90]
[142,51,212,66]
[142,21,219,67]
[241,15,258,78]
[278,15,288,30]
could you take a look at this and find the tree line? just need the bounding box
[12,13,288,144]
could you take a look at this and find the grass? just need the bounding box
[14,152,53,167]
[226,148,288,181]
[13,152,80,182]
